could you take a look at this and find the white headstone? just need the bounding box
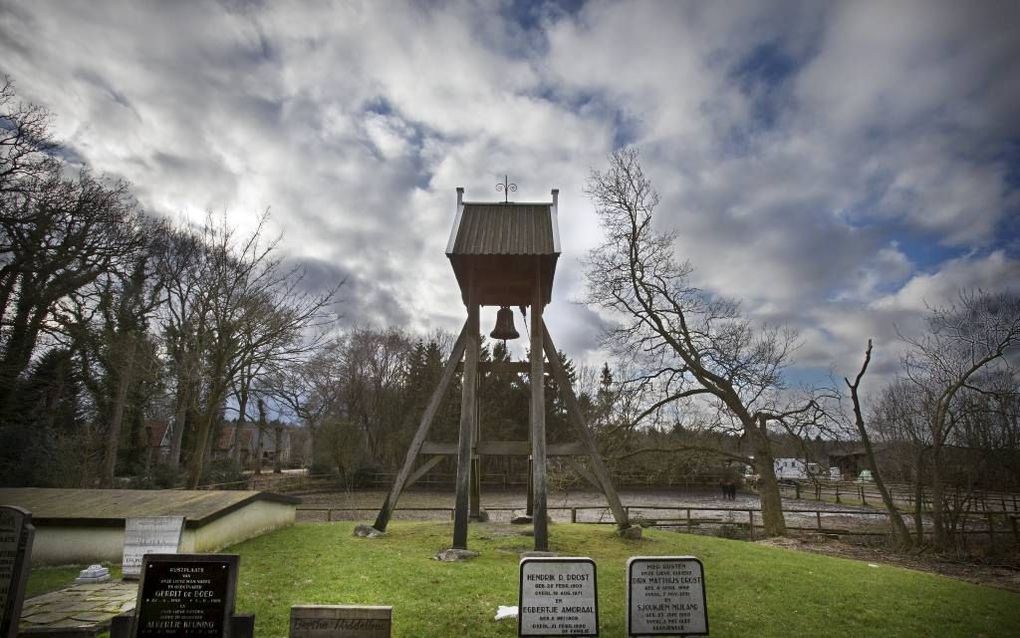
[121,516,184,579]
[627,556,708,636]
[518,557,598,636]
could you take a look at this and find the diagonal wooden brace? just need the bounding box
[373,322,469,532]
[543,322,631,529]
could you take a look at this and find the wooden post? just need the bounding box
[748,510,755,539]
[530,271,549,551]
[816,511,822,530]
[543,324,631,530]
[452,295,480,549]
[795,483,801,499]
[470,377,482,520]
[526,456,534,516]
[373,324,469,531]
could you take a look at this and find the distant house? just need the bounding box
[144,420,171,465]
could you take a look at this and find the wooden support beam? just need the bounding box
[457,361,531,374]
[543,322,631,530]
[566,458,603,492]
[530,269,549,550]
[404,456,445,490]
[420,442,457,455]
[452,295,479,549]
[373,323,469,532]
[475,440,586,456]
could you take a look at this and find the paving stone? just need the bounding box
[71,612,116,622]
[25,612,73,624]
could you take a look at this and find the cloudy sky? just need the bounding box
[2,0,1018,386]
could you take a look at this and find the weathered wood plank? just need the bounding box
[452,296,479,549]
[403,456,445,491]
[530,269,549,550]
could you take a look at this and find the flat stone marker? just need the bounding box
[0,505,34,638]
[122,517,185,580]
[133,554,239,637]
[518,557,598,637]
[290,605,391,637]
[626,557,708,636]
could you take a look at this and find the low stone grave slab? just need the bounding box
[18,581,137,636]
[290,605,392,637]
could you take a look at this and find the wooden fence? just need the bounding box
[295,503,1019,548]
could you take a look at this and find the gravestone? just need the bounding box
[122,516,185,579]
[626,557,708,637]
[0,506,34,638]
[290,605,392,638]
[518,557,598,637]
[132,554,243,638]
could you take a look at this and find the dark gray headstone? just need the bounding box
[626,556,708,637]
[133,554,239,638]
[0,505,34,638]
[122,516,185,579]
[290,605,392,638]
[518,557,598,637]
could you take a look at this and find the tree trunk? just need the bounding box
[254,399,266,475]
[753,421,786,536]
[101,337,137,487]
[273,426,282,473]
[231,385,249,464]
[169,373,191,468]
[931,442,947,549]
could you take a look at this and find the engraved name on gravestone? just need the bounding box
[627,557,708,637]
[122,517,185,579]
[0,506,34,638]
[518,557,598,637]
[290,605,392,638]
[133,554,238,638]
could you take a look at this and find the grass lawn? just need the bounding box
[23,523,1017,636]
[220,522,1016,637]
[26,564,123,598]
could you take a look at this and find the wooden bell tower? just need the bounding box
[372,187,632,551]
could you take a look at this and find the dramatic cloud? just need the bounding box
[1,0,1016,384]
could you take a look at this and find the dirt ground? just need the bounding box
[292,486,1019,592]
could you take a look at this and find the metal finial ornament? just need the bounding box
[496,175,517,203]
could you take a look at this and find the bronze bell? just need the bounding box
[490,305,520,341]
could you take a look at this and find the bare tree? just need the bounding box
[584,148,822,536]
[900,291,1020,548]
[184,214,338,488]
[845,339,913,548]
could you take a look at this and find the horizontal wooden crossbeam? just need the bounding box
[420,440,587,456]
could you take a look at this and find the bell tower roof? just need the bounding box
[446,188,560,307]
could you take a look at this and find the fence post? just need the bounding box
[835,486,841,504]
[571,508,577,523]
[816,511,822,531]
[859,486,866,505]
[795,483,801,500]
[687,508,692,532]
[748,510,754,540]
[327,509,332,522]
[987,513,995,549]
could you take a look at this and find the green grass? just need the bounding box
[223,522,1018,637]
[26,564,122,597]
